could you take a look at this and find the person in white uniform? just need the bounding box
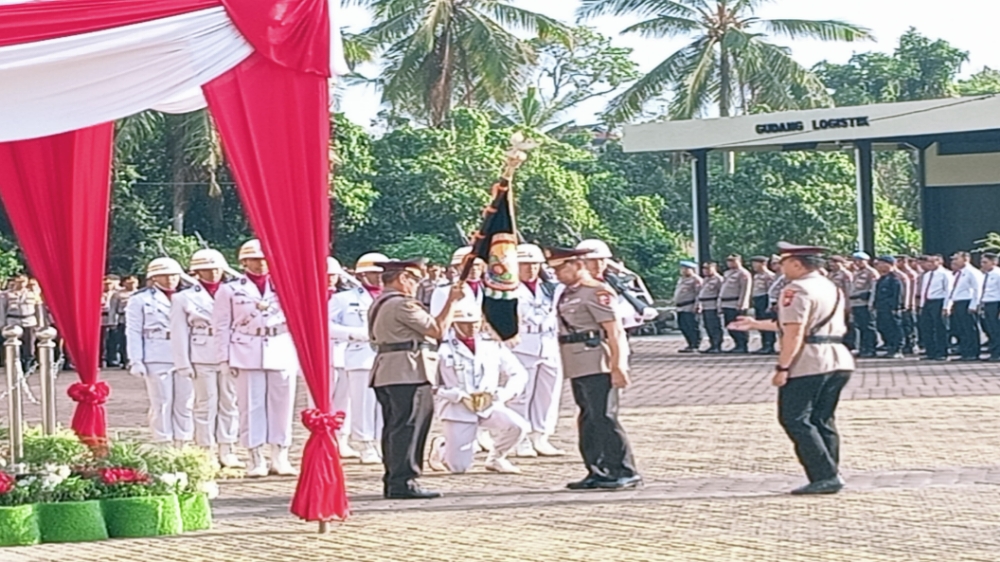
[508,243,566,458]
[170,249,243,468]
[126,257,194,447]
[212,239,298,477]
[318,256,357,459]
[429,247,485,316]
[329,253,387,464]
[428,304,530,474]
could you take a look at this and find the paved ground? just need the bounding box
[4,335,1000,561]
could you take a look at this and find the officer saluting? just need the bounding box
[729,242,855,495]
[369,259,465,499]
[547,246,641,491]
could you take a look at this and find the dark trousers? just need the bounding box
[570,374,637,480]
[952,300,981,359]
[115,323,128,366]
[100,325,117,367]
[875,309,902,354]
[900,309,916,353]
[752,295,776,350]
[374,383,434,494]
[7,327,37,372]
[722,307,748,350]
[920,299,947,359]
[850,306,876,355]
[983,302,1000,359]
[778,371,852,483]
[677,311,700,349]
[701,309,723,350]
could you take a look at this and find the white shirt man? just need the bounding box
[979,253,1000,361]
[170,249,242,468]
[918,256,953,361]
[947,253,984,361]
[329,253,388,464]
[948,261,984,311]
[429,246,484,316]
[126,258,193,447]
[428,305,530,474]
[508,244,565,458]
[212,239,298,477]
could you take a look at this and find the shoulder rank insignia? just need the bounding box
[781,288,797,307]
[595,290,614,306]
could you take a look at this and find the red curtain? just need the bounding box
[202,51,347,521]
[0,124,114,447]
[219,0,330,77]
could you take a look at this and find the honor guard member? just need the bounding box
[1,275,45,371]
[698,262,724,353]
[548,246,641,491]
[322,257,357,459]
[508,244,565,457]
[170,249,242,468]
[111,276,139,367]
[947,251,984,361]
[369,259,465,499]
[212,239,298,477]
[100,275,121,367]
[430,247,484,316]
[719,254,752,353]
[575,239,658,331]
[849,252,879,358]
[330,253,389,464]
[674,261,702,353]
[750,256,777,354]
[126,258,194,447]
[979,253,1000,362]
[873,257,905,358]
[728,243,854,495]
[427,303,531,474]
[919,255,952,361]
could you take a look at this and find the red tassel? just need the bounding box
[290,409,351,522]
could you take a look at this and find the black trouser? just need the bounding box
[778,371,852,483]
[701,309,723,350]
[900,309,915,353]
[11,326,36,372]
[677,311,700,349]
[850,306,876,355]
[570,373,637,481]
[721,307,748,350]
[115,323,128,366]
[920,299,947,359]
[875,309,902,354]
[982,302,1000,359]
[752,295,776,350]
[100,325,116,366]
[952,300,981,359]
[374,383,435,494]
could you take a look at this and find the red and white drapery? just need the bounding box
[0,0,349,521]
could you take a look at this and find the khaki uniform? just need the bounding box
[719,267,752,351]
[673,275,702,350]
[555,281,618,378]
[848,266,879,355]
[1,288,43,371]
[828,270,853,301]
[697,274,724,351]
[751,270,777,352]
[111,288,136,366]
[777,272,855,378]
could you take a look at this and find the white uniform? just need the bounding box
[436,336,530,473]
[330,286,384,443]
[509,281,564,437]
[170,283,238,448]
[429,281,483,316]
[126,287,194,444]
[212,277,298,450]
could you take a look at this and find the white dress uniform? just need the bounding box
[171,250,242,468]
[429,246,485,316]
[432,333,530,473]
[126,263,194,445]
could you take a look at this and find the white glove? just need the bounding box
[128,363,147,378]
[641,307,659,321]
[176,367,195,379]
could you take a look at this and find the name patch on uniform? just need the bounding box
[781,288,797,307]
[596,290,613,306]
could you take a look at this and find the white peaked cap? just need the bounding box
[575,239,613,259]
[516,244,545,264]
[452,302,482,323]
[189,249,228,271]
[238,239,265,260]
[147,257,183,277]
[355,253,388,273]
[327,257,344,275]
[451,246,473,266]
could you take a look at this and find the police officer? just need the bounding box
[111,275,139,368]
[100,275,121,367]
[873,256,905,358]
[170,249,242,468]
[330,253,389,464]
[212,239,298,477]
[895,256,917,355]
[750,256,776,355]
[728,242,854,495]
[849,252,879,358]
[369,259,465,499]
[674,260,702,353]
[547,246,641,491]
[126,258,194,447]
[719,254,752,353]
[698,262,724,354]
[1,274,44,371]
[575,239,658,331]
[509,244,565,457]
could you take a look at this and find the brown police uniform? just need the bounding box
[673,274,702,350]
[719,266,752,352]
[697,273,724,352]
[751,266,777,353]
[0,288,43,371]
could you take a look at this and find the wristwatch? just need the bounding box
[775,365,790,373]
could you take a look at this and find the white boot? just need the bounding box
[530,433,565,457]
[359,441,382,465]
[484,452,522,474]
[246,447,268,478]
[514,438,537,458]
[173,440,189,450]
[218,443,246,469]
[269,444,298,476]
[339,436,361,459]
[427,436,446,472]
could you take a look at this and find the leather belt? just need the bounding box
[236,326,288,337]
[698,297,717,302]
[558,330,604,345]
[675,300,695,308]
[143,329,170,340]
[374,341,438,353]
[850,292,871,301]
[720,297,739,302]
[804,335,845,344]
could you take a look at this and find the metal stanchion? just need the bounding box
[37,327,58,435]
[4,325,24,466]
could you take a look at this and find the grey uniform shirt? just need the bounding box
[368,289,439,387]
[556,280,619,379]
[828,270,853,302]
[849,267,879,308]
[719,268,752,310]
[751,270,776,298]
[0,289,42,328]
[673,275,702,313]
[698,274,723,311]
[777,272,855,378]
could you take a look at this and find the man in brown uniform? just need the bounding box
[719,254,752,353]
[750,256,776,354]
[729,242,855,495]
[547,247,640,491]
[698,262,724,354]
[368,259,465,499]
[673,260,702,353]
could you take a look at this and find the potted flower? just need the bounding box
[34,466,108,543]
[97,443,182,538]
[0,470,41,547]
[145,446,218,532]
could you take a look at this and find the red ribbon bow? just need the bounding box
[300,409,345,434]
[67,381,110,405]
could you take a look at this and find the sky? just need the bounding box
[338,0,1000,130]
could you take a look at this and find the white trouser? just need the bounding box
[144,362,194,443]
[235,368,296,449]
[442,405,529,473]
[510,353,563,435]
[347,368,382,442]
[191,363,239,447]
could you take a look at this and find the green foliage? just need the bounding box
[21,427,90,470]
[46,476,100,503]
[0,504,40,546]
[36,500,109,543]
[958,67,1000,96]
[381,234,455,265]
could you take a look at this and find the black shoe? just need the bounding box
[752,347,775,355]
[955,357,981,362]
[566,476,614,490]
[723,347,748,354]
[858,352,876,359]
[790,477,844,495]
[678,347,696,354]
[384,484,441,500]
[596,475,643,490]
[699,348,721,355]
[882,352,903,359]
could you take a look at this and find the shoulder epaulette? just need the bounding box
[581,278,605,289]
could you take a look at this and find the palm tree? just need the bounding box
[577,0,873,123]
[350,0,570,126]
